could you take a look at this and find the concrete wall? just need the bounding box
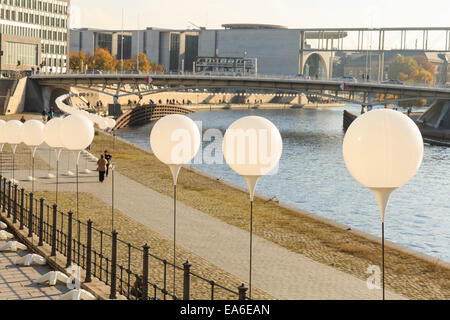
[201,29,302,75]
[145,30,161,64]
[159,33,171,71]
[5,77,27,114]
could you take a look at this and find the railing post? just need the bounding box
[110,230,118,300]
[19,188,24,230]
[2,178,6,213]
[51,204,57,256]
[66,211,73,267]
[183,260,191,301]
[38,198,44,246]
[0,175,2,211]
[85,220,93,283]
[28,193,33,237]
[12,184,17,224]
[7,181,11,218]
[238,284,248,300]
[142,244,149,300]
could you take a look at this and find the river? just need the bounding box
[114,105,450,262]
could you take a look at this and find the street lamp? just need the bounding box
[150,114,201,297]
[20,120,45,192]
[343,109,424,300]
[4,120,24,185]
[222,116,283,299]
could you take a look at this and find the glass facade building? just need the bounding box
[0,0,70,73]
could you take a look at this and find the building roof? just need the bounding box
[222,24,288,30]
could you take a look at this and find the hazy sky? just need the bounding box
[70,0,450,30]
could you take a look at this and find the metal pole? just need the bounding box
[76,162,79,221]
[249,200,254,299]
[173,184,177,296]
[32,154,35,192]
[382,221,385,300]
[121,8,124,73]
[56,156,59,205]
[111,163,115,232]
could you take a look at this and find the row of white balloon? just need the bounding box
[55,93,116,131]
[0,114,95,186]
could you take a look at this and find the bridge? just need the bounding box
[114,104,194,130]
[29,73,450,109]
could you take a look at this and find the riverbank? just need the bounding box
[90,131,449,300]
[188,103,346,111]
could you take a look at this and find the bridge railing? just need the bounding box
[31,70,449,89]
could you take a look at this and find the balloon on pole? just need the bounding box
[4,120,24,184]
[222,116,283,299]
[20,120,45,189]
[343,109,424,300]
[150,114,201,297]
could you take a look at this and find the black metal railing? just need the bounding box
[0,175,249,300]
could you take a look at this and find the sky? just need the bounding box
[70,0,450,30]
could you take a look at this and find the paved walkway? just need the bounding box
[0,239,68,300]
[1,146,405,300]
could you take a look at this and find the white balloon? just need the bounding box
[222,116,283,177]
[98,119,108,130]
[106,118,116,129]
[43,118,64,149]
[60,114,95,151]
[0,120,7,144]
[150,114,201,165]
[343,109,424,189]
[20,120,45,147]
[4,120,24,145]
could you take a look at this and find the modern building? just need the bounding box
[70,28,134,60]
[71,24,346,78]
[0,0,70,74]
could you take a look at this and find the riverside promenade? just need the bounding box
[0,240,68,300]
[0,144,405,300]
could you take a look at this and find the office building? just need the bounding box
[0,0,70,73]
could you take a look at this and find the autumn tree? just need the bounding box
[389,56,436,84]
[88,48,118,71]
[69,51,89,71]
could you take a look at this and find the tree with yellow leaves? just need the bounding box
[69,51,89,71]
[88,48,118,71]
[389,55,436,85]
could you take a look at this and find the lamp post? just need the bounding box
[60,114,95,221]
[20,120,45,192]
[150,114,201,297]
[43,118,65,205]
[111,162,115,232]
[4,120,24,185]
[343,109,423,300]
[222,116,283,299]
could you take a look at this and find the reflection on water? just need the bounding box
[115,105,450,262]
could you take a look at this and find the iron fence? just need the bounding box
[0,176,249,300]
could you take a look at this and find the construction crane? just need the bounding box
[188,21,205,30]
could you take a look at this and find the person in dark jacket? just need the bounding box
[104,150,112,177]
[97,155,107,183]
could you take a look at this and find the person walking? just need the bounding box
[97,155,107,183]
[104,150,112,177]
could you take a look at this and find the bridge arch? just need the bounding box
[303,53,328,79]
[49,87,70,112]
